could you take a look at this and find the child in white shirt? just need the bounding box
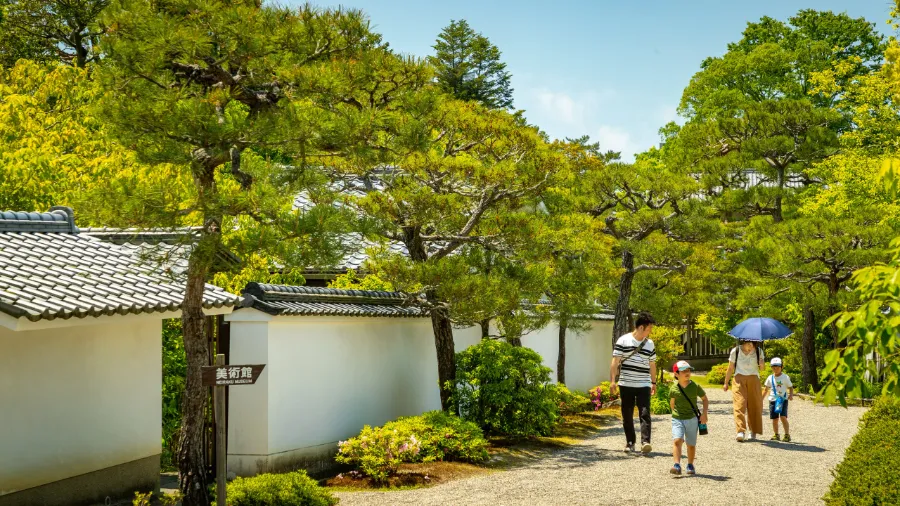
[762,357,794,441]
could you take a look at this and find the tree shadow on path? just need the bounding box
[761,441,827,453]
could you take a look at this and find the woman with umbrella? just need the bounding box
[722,317,792,442]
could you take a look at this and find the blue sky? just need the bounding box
[306,1,895,161]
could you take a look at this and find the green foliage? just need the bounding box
[335,410,488,481]
[820,238,900,405]
[0,0,107,67]
[334,425,422,483]
[824,396,900,505]
[556,384,592,415]
[452,340,559,437]
[707,363,729,385]
[429,19,514,109]
[696,314,741,351]
[650,326,684,381]
[328,270,394,291]
[226,471,337,506]
[650,382,673,415]
[161,319,185,471]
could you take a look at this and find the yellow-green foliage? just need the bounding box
[227,471,337,506]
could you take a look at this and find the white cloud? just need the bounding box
[531,88,616,131]
[595,125,640,160]
[657,104,679,125]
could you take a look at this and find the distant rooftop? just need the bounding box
[0,207,239,324]
[239,282,424,318]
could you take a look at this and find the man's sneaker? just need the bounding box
[686,464,696,475]
[771,434,781,441]
[749,432,757,440]
[641,442,652,454]
[670,463,682,475]
[737,432,745,442]
[625,443,635,453]
[783,434,792,442]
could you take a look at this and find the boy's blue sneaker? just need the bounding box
[686,464,696,475]
[670,463,682,475]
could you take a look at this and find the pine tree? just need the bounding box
[97,2,392,503]
[429,19,514,109]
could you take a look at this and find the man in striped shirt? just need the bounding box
[610,312,658,453]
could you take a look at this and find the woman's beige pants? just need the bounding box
[732,374,763,435]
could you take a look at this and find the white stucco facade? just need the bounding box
[224,310,612,476]
[0,316,163,497]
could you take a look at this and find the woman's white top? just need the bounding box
[729,346,765,376]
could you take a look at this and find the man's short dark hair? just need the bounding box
[635,312,656,329]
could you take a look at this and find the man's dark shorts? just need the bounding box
[769,399,788,419]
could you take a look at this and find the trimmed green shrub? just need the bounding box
[335,411,489,482]
[227,471,336,506]
[556,384,592,415]
[650,382,672,415]
[453,340,559,437]
[706,362,729,385]
[824,396,900,505]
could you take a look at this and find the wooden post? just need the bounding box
[215,354,226,506]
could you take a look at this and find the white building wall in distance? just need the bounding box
[0,320,162,496]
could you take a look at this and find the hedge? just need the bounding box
[824,396,900,505]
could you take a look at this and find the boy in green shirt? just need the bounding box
[669,360,709,475]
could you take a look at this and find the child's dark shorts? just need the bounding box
[769,399,788,419]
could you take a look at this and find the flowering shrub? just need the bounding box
[336,426,421,483]
[589,381,619,410]
[335,411,488,482]
[556,384,592,415]
[386,411,489,463]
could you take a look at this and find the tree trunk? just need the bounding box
[431,306,457,412]
[403,226,458,412]
[801,305,819,392]
[508,337,522,347]
[613,249,635,345]
[179,157,221,506]
[479,319,490,339]
[178,241,213,506]
[557,318,567,385]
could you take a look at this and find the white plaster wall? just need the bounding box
[225,311,612,475]
[0,319,161,496]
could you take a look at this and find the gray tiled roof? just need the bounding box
[0,208,239,323]
[240,282,425,318]
[82,226,240,276]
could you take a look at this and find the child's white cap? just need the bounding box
[770,357,783,367]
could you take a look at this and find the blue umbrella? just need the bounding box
[728,317,793,342]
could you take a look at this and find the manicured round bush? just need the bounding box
[227,470,336,506]
[706,362,729,384]
[453,340,559,437]
[824,396,900,505]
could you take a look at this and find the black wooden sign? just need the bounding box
[201,364,266,386]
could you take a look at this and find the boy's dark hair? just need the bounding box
[635,312,656,329]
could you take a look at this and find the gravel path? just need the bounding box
[334,387,866,506]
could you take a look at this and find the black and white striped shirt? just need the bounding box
[613,333,657,388]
